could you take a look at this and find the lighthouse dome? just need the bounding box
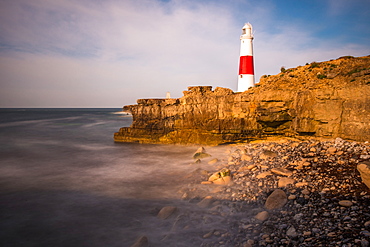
[241,23,253,37]
[242,23,252,29]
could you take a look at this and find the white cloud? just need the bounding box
[0,0,369,107]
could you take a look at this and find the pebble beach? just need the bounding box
[137,138,370,247]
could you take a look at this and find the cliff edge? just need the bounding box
[114,55,370,145]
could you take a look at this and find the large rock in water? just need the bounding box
[114,55,370,145]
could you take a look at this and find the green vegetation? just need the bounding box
[317,74,327,79]
[310,62,320,68]
[348,67,367,75]
[280,66,286,73]
[339,55,354,59]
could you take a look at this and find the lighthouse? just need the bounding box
[237,23,255,92]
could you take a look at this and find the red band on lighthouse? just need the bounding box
[239,55,254,75]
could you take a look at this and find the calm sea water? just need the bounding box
[0,108,216,247]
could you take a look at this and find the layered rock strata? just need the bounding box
[114,55,370,145]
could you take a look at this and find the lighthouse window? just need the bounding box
[242,28,246,34]
[240,75,243,78]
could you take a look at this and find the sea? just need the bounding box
[0,108,228,247]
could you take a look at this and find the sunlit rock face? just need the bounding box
[114,55,370,145]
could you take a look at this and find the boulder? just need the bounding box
[357,163,370,189]
[265,189,287,210]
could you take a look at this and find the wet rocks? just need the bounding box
[193,147,211,160]
[157,206,177,219]
[168,138,370,246]
[207,168,233,185]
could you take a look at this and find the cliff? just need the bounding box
[114,55,370,145]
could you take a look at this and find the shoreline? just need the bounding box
[136,137,370,247]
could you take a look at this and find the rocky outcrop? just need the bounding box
[114,55,370,145]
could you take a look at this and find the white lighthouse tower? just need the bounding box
[237,23,255,92]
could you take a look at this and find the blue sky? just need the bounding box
[0,0,369,107]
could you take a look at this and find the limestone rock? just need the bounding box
[265,189,287,210]
[157,206,177,219]
[130,236,148,247]
[114,56,370,145]
[357,163,370,189]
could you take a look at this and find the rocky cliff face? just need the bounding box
[114,55,370,145]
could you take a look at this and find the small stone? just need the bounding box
[130,236,149,247]
[301,189,310,195]
[339,200,353,207]
[256,171,272,179]
[201,181,213,185]
[327,147,337,154]
[271,167,293,176]
[364,221,370,227]
[288,194,296,200]
[254,211,269,222]
[278,177,296,187]
[303,231,312,236]
[247,164,257,170]
[241,154,253,161]
[361,239,369,247]
[157,206,177,219]
[343,216,351,221]
[327,232,336,237]
[295,182,309,187]
[259,150,277,160]
[265,189,287,210]
[286,226,298,238]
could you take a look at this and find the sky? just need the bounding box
[0,0,369,108]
